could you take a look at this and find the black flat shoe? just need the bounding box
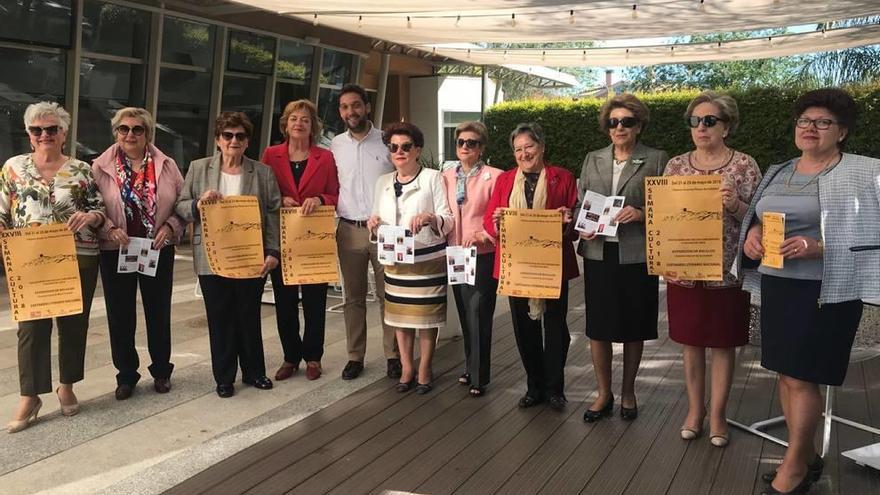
[762,455,824,484]
[620,405,638,421]
[518,394,544,408]
[342,360,364,380]
[583,395,614,423]
[216,384,234,398]
[386,359,402,379]
[415,382,433,395]
[548,394,568,411]
[396,379,415,393]
[761,471,814,495]
[115,384,134,401]
[243,376,273,390]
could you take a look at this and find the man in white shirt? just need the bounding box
[330,84,400,380]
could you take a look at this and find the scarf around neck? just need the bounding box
[509,166,548,320]
[115,147,157,236]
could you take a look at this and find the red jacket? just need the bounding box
[483,164,580,282]
[261,142,339,206]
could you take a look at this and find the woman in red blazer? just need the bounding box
[483,123,579,411]
[261,99,339,381]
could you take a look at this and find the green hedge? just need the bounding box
[482,83,880,176]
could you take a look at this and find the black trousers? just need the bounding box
[508,282,571,398]
[269,267,328,364]
[99,247,175,386]
[452,252,498,387]
[198,275,267,385]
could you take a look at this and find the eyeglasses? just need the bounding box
[388,142,415,153]
[795,117,837,130]
[457,138,481,149]
[220,131,248,141]
[27,125,60,136]
[607,117,639,129]
[115,125,146,136]
[687,115,726,128]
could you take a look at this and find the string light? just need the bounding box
[569,10,575,25]
[541,50,546,61]
[821,28,827,38]
[312,13,318,26]
[699,0,706,13]
[768,35,773,45]
[631,4,638,19]
[357,15,363,28]
[503,50,508,60]
[625,48,630,59]
[455,15,461,27]
[466,49,471,59]
[407,16,412,29]
[510,13,517,28]
[582,50,587,62]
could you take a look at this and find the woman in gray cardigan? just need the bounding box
[577,94,668,423]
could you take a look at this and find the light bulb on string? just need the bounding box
[503,50,508,60]
[358,15,363,29]
[582,50,587,62]
[467,49,471,59]
[510,13,517,28]
[699,0,706,13]
[312,13,318,26]
[455,15,461,27]
[569,10,575,25]
[625,48,630,59]
[407,16,412,29]
[541,50,546,62]
[821,28,827,38]
[768,36,773,45]
[631,5,638,19]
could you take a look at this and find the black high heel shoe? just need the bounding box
[620,404,638,421]
[760,471,814,495]
[583,395,614,423]
[762,455,824,484]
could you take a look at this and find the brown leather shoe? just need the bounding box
[305,361,322,381]
[274,363,298,381]
[154,378,171,394]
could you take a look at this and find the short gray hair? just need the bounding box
[23,101,71,132]
[508,122,545,150]
[111,107,156,141]
[685,91,740,136]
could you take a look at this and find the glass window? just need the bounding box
[227,31,274,75]
[277,40,312,81]
[270,82,310,145]
[0,0,73,47]
[0,46,66,160]
[443,111,482,124]
[222,75,265,160]
[156,68,213,176]
[81,1,149,59]
[162,17,214,68]
[321,50,352,87]
[318,88,343,143]
[76,59,146,161]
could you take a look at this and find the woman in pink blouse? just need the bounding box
[664,91,761,447]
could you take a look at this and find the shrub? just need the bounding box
[483,83,880,175]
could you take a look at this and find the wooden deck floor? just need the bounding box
[166,283,880,495]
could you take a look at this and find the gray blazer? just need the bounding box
[576,142,669,264]
[175,155,281,276]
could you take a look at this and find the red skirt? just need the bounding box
[667,283,750,348]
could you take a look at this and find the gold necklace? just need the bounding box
[785,154,841,191]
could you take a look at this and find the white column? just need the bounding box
[374,53,391,126]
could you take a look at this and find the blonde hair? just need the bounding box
[685,91,740,136]
[279,99,322,141]
[111,107,156,141]
[23,101,71,132]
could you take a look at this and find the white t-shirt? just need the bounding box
[330,123,394,221]
[220,171,242,196]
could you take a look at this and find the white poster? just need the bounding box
[376,225,415,265]
[445,246,477,286]
[575,190,625,237]
[117,237,161,277]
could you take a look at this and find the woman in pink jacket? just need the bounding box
[442,121,502,397]
[91,107,185,400]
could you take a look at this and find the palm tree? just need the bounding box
[794,17,880,87]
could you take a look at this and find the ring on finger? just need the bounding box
[801,239,808,249]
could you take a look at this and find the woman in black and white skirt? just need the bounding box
[368,122,453,395]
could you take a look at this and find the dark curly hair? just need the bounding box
[214,111,253,139]
[792,88,858,149]
[382,121,424,148]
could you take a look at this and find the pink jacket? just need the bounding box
[92,143,185,250]
[442,164,503,254]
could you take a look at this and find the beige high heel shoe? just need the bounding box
[7,397,42,433]
[56,387,80,417]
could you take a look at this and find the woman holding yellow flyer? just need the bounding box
[1,102,106,432]
[740,88,880,495]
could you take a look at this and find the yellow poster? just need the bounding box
[645,175,723,281]
[199,195,264,278]
[1,224,82,322]
[761,212,786,269]
[497,208,562,299]
[280,206,339,285]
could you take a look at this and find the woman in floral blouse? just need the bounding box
[1,102,106,433]
[664,91,761,448]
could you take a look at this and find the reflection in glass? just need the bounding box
[227,31,275,75]
[156,69,213,175]
[270,82,310,146]
[0,0,72,47]
[321,50,352,86]
[77,59,146,161]
[81,1,149,59]
[318,88,343,143]
[0,46,66,160]
[278,40,312,81]
[222,76,265,160]
[162,17,214,68]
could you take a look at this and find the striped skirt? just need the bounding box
[384,243,448,329]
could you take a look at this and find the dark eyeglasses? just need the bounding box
[457,138,481,149]
[115,125,146,136]
[220,131,248,141]
[795,117,836,130]
[687,115,726,128]
[27,125,60,136]
[388,142,415,153]
[607,117,639,129]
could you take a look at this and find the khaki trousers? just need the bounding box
[336,221,398,361]
[17,255,99,395]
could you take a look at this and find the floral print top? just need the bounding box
[663,150,762,288]
[0,154,105,254]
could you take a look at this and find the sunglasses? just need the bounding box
[115,125,146,136]
[388,142,415,153]
[27,125,60,137]
[457,138,481,149]
[687,115,726,128]
[220,131,248,141]
[608,117,639,129]
[795,117,836,130]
